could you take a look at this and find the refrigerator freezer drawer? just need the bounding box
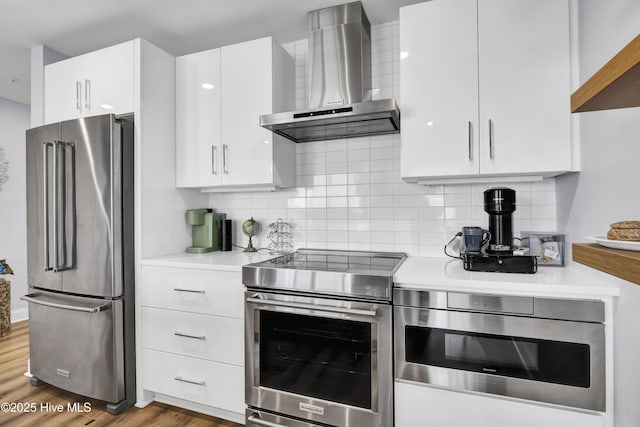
[27,290,125,403]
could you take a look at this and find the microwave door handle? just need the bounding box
[246,297,378,318]
[247,414,286,427]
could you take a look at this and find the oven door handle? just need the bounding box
[247,414,284,427]
[246,297,378,318]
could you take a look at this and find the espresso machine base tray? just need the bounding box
[462,253,538,274]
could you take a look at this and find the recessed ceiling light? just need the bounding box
[100,104,114,110]
[202,83,215,90]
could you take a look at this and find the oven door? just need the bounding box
[245,291,392,427]
[394,306,605,411]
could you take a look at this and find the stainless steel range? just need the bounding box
[243,249,406,427]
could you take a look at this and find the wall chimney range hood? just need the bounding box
[260,1,400,143]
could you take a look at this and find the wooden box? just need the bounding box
[0,278,10,338]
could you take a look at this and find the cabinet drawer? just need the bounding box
[142,348,244,414]
[142,307,243,365]
[141,266,243,318]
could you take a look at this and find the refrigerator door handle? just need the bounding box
[53,141,76,272]
[21,294,110,314]
[42,142,54,271]
[52,141,59,271]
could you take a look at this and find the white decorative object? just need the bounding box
[267,218,293,254]
[0,148,9,191]
[586,235,640,252]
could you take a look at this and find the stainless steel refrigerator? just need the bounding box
[23,114,135,414]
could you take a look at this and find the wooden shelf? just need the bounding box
[571,34,640,113]
[573,243,640,285]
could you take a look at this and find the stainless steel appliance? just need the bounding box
[484,187,517,253]
[394,289,606,411]
[23,114,135,414]
[243,249,406,427]
[259,2,400,143]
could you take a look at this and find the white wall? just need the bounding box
[30,46,66,127]
[555,1,640,426]
[0,97,30,322]
[209,22,559,256]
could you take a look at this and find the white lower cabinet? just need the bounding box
[142,307,243,366]
[142,348,244,414]
[395,381,605,427]
[140,265,245,422]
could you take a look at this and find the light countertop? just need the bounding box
[140,249,277,272]
[141,251,620,298]
[394,257,620,299]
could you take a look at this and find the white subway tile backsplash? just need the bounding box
[207,23,559,255]
[370,196,394,208]
[348,149,370,162]
[371,172,395,184]
[349,208,371,220]
[327,150,347,163]
[348,184,370,196]
[327,208,348,220]
[349,219,371,231]
[306,186,326,198]
[307,197,327,208]
[420,194,445,207]
[327,185,348,197]
[327,174,347,185]
[327,219,349,230]
[348,196,371,208]
[371,207,394,219]
[348,173,370,185]
[327,197,348,208]
[348,160,370,173]
[326,162,348,174]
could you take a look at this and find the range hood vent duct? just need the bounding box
[260,1,400,143]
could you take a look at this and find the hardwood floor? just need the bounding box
[0,321,242,426]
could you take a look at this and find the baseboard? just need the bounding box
[151,392,244,424]
[11,308,28,323]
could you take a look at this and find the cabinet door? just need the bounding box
[395,381,605,427]
[82,41,135,117]
[176,49,222,187]
[478,0,571,175]
[400,0,480,180]
[221,38,274,186]
[44,56,84,124]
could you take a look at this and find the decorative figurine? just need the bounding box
[242,217,260,252]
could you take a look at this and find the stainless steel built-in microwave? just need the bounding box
[394,289,605,412]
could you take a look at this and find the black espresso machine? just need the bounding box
[453,187,537,274]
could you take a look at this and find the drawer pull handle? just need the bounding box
[173,288,205,294]
[247,414,284,427]
[174,331,206,341]
[174,376,206,386]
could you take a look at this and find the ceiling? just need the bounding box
[0,0,424,105]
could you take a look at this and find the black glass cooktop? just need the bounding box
[255,249,406,276]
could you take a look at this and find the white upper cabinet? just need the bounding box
[176,37,296,191]
[44,41,135,124]
[176,48,222,188]
[400,0,480,179]
[400,0,573,183]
